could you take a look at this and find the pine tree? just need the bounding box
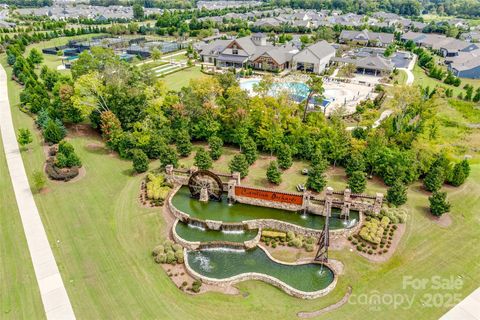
[429,191,451,216]
[229,154,249,178]
[176,130,192,157]
[345,153,366,177]
[447,159,470,187]
[266,160,282,185]
[424,165,445,192]
[131,149,149,173]
[277,144,293,169]
[194,148,213,170]
[348,170,367,193]
[386,180,407,207]
[208,136,223,160]
[43,119,66,144]
[306,164,327,192]
[241,137,257,165]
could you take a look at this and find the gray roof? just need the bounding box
[333,55,394,71]
[340,30,394,44]
[450,49,480,71]
[293,40,335,64]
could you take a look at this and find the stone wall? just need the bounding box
[183,246,338,299]
[235,195,303,212]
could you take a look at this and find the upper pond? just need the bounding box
[172,186,359,230]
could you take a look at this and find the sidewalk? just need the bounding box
[440,288,480,320]
[0,64,76,319]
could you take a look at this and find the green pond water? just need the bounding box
[175,221,258,243]
[172,187,359,230]
[187,247,334,292]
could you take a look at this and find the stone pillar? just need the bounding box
[373,193,384,214]
[302,191,311,212]
[199,187,209,203]
[342,188,351,218]
[232,172,241,185]
[165,164,174,183]
[227,180,237,203]
[324,187,333,216]
[189,166,198,175]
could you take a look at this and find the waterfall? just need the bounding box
[188,220,206,230]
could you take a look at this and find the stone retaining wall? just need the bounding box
[235,195,303,211]
[183,245,337,299]
[172,219,261,250]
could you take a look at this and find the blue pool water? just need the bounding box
[240,79,332,106]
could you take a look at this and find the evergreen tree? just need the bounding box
[131,149,149,173]
[424,165,445,192]
[306,164,327,192]
[266,160,282,185]
[241,137,257,165]
[27,48,43,65]
[311,148,329,171]
[386,180,407,207]
[194,147,213,170]
[208,136,223,160]
[429,191,451,217]
[229,154,249,178]
[43,119,66,144]
[345,153,366,177]
[159,144,179,169]
[447,159,470,186]
[176,130,192,157]
[348,170,367,193]
[17,128,33,149]
[277,144,293,169]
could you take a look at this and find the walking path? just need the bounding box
[440,288,480,320]
[398,68,414,85]
[0,65,76,319]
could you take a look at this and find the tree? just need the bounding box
[277,144,293,169]
[306,164,327,192]
[17,128,33,149]
[424,165,445,192]
[32,170,46,192]
[266,160,282,185]
[27,48,43,65]
[303,75,324,122]
[176,130,192,157]
[194,148,213,170]
[429,191,450,217]
[208,136,223,160]
[447,159,470,187]
[311,149,329,170]
[241,137,257,165]
[132,3,144,20]
[100,110,122,149]
[131,149,149,173]
[159,144,179,169]
[151,48,162,61]
[386,180,407,207]
[346,153,366,177]
[348,171,367,193]
[43,119,66,144]
[229,154,249,178]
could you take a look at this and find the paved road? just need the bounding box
[0,65,76,319]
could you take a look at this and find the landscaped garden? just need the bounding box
[1,30,480,319]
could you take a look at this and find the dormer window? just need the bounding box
[232,44,238,55]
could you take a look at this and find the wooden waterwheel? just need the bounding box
[188,170,223,201]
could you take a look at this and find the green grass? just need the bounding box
[393,69,408,85]
[161,66,208,91]
[2,40,480,319]
[0,134,45,319]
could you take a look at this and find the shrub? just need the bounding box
[305,236,316,245]
[359,218,384,244]
[194,147,213,170]
[174,250,184,264]
[191,279,202,293]
[208,136,223,160]
[357,245,362,251]
[286,231,295,241]
[43,119,66,144]
[304,243,314,252]
[261,230,286,239]
[292,238,302,248]
[32,170,46,192]
[229,154,249,178]
[17,128,33,149]
[166,250,176,264]
[154,254,167,264]
[172,244,183,252]
[45,157,79,181]
[146,173,171,202]
[266,160,282,185]
[429,191,451,216]
[152,245,165,256]
[271,242,277,248]
[131,149,149,173]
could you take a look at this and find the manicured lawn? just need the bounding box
[161,66,208,91]
[393,69,408,85]
[0,136,45,319]
[2,41,480,319]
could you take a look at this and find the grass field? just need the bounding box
[2,41,480,319]
[393,69,408,85]
[0,136,45,319]
[413,65,480,97]
[161,66,208,91]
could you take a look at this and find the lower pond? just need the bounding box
[187,247,334,292]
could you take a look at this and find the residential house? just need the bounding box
[448,49,480,78]
[332,54,394,76]
[339,30,394,47]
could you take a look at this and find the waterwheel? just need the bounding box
[188,170,223,201]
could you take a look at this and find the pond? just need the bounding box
[187,247,334,292]
[175,221,258,243]
[172,187,359,230]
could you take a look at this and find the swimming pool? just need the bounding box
[240,79,333,106]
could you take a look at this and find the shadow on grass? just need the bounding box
[83,143,110,155]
